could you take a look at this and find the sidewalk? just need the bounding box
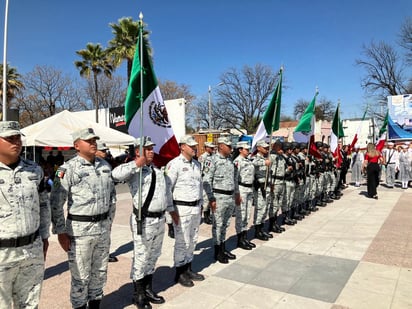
[40,181,412,309]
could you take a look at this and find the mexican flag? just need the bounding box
[376,111,388,152]
[293,92,318,143]
[349,108,367,154]
[251,69,282,150]
[330,104,344,167]
[125,27,179,167]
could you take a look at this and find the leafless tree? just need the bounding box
[293,97,336,121]
[399,17,412,65]
[12,66,87,126]
[195,64,279,134]
[84,74,127,108]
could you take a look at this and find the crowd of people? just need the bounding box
[1,119,412,309]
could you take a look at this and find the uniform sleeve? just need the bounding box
[109,176,117,223]
[164,162,178,212]
[202,157,216,202]
[38,168,51,239]
[112,161,138,182]
[233,162,239,194]
[50,164,70,234]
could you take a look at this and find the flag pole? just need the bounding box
[136,12,144,235]
[264,66,283,190]
[306,88,319,154]
[2,0,9,121]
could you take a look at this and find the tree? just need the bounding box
[293,97,335,121]
[75,43,113,123]
[198,64,279,133]
[356,41,407,98]
[84,74,127,108]
[399,17,412,65]
[108,17,151,83]
[12,66,87,126]
[0,63,24,111]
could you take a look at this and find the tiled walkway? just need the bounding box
[40,181,412,309]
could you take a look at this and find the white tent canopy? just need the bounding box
[21,110,135,147]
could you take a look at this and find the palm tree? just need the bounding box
[0,63,24,106]
[107,17,151,83]
[74,43,113,123]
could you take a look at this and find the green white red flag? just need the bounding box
[252,69,282,150]
[293,92,318,143]
[376,111,388,152]
[125,26,179,167]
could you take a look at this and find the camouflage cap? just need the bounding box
[72,128,99,142]
[179,135,198,146]
[256,140,269,148]
[0,121,22,138]
[96,141,108,151]
[282,142,291,151]
[236,141,251,149]
[134,136,156,147]
[217,136,232,146]
[204,142,216,148]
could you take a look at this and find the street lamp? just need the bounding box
[208,82,223,131]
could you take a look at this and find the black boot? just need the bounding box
[203,210,212,224]
[269,217,281,233]
[223,241,236,259]
[322,192,333,203]
[237,233,252,250]
[260,223,273,238]
[329,191,338,200]
[309,200,319,211]
[74,305,87,309]
[88,299,101,309]
[186,262,205,281]
[276,214,286,231]
[316,196,327,207]
[144,274,165,304]
[133,279,152,309]
[175,264,194,287]
[284,211,295,225]
[254,224,269,240]
[242,231,256,248]
[214,244,229,264]
[167,223,174,239]
[292,208,303,221]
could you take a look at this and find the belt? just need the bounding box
[174,199,200,206]
[239,182,253,188]
[387,162,395,164]
[133,207,165,218]
[0,229,39,248]
[68,211,109,222]
[272,176,285,180]
[213,188,234,195]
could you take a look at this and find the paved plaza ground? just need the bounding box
[40,178,412,309]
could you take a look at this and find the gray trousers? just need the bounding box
[212,194,235,245]
[235,187,253,233]
[386,164,396,186]
[0,237,44,309]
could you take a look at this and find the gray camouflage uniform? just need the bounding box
[0,159,50,309]
[203,153,239,245]
[269,152,286,216]
[199,151,214,212]
[165,154,203,267]
[50,155,116,308]
[252,153,270,225]
[112,161,168,280]
[233,154,254,233]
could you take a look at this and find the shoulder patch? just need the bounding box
[56,167,66,179]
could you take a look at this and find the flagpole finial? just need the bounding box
[139,12,144,21]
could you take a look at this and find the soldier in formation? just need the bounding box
[233,141,256,250]
[203,136,240,264]
[0,121,50,309]
[165,135,205,287]
[198,142,215,224]
[112,136,168,309]
[50,128,116,309]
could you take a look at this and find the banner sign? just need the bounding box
[387,94,412,140]
[109,106,127,134]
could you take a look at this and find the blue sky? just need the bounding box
[1,0,411,119]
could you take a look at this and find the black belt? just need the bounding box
[387,162,395,164]
[239,182,253,188]
[272,176,285,180]
[133,207,165,218]
[173,199,200,206]
[68,211,109,222]
[0,229,39,248]
[213,188,234,195]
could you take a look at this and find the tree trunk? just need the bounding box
[93,72,99,123]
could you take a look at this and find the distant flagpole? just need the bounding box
[2,0,9,120]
